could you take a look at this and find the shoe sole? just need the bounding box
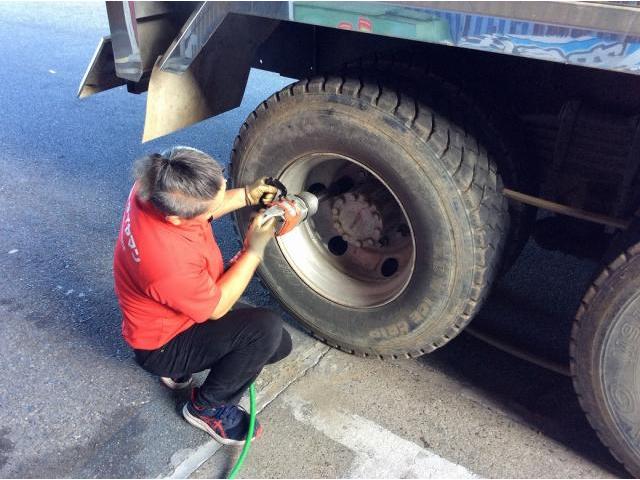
[182,404,255,446]
[160,376,193,390]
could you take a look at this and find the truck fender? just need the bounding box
[143,14,279,142]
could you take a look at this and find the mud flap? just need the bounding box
[142,14,279,142]
[77,36,126,99]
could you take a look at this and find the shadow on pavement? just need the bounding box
[420,239,627,477]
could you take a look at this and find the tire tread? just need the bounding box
[231,74,508,360]
[570,242,640,477]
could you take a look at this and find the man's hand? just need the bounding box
[245,177,279,206]
[245,214,276,260]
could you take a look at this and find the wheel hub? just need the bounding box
[331,193,383,247]
[275,153,415,308]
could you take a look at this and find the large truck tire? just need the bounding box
[571,241,640,477]
[341,52,537,271]
[231,76,509,358]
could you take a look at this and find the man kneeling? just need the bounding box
[113,146,291,445]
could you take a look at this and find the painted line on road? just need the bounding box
[284,393,479,479]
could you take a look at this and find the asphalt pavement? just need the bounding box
[0,3,627,478]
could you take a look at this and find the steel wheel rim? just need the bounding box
[276,153,416,308]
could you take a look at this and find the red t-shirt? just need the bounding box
[113,185,223,350]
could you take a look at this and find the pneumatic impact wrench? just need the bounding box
[254,174,356,237]
[255,177,321,237]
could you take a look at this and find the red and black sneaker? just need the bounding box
[182,390,263,446]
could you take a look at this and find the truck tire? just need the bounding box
[231,76,508,358]
[341,52,537,271]
[571,241,640,477]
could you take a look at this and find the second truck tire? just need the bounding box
[571,240,640,477]
[232,76,509,358]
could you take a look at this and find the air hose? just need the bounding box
[227,382,256,479]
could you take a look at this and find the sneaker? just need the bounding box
[182,390,263,446]
[160,375,193,390]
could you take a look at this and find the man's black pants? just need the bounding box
[133,308,292,407]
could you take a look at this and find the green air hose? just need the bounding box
[228,382,256,479]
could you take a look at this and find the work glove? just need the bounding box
[244,213,276,261]
[245,177,279,206]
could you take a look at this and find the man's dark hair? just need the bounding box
[134,146,225,219]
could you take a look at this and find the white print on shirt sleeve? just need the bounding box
[121,189,141,263]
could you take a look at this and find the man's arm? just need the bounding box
[210,178,278,220]
[209,215,276,319]
[210,188,247,220]
[209,250,260,319]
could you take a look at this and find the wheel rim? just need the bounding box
[276,153,416,308]
[601,291,640,458]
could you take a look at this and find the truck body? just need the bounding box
[80,2,640,475]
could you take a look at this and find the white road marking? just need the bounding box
[284,394,479,479]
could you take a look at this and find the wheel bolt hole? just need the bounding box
[397,224,410,237]
[307,182,327,196]
[332,175,355,195]
[381,258,399,277]
[328,236,349,256]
